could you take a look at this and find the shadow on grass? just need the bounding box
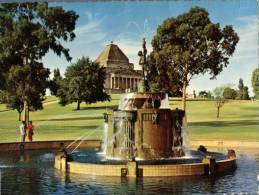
[239,114,259,118]
[65,125,101,130]
[36,116,103,122]
[188,120,259,127]
[241,107,259,112]
[74,105,117,111]
[0,109,13,113]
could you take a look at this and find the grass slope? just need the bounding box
[0,94,258,142]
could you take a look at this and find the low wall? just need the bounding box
[0,140,102,151]
[55,155,236,177]
[138,163,205,177]
[217,158,237,173]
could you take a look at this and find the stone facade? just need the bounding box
[95,42,142,93]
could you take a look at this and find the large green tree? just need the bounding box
[0,3,78,123]
[57,57,110,110]
[6,63,50,120]
[251,68,259,99]
[147,7,239,112]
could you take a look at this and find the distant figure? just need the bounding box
[20,121,26,142]
[27,121,35,142]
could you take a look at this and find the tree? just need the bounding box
[0,3,78,123]
[198,90,212,99]
[243,86,250,100]
[238,78,244,90]
[6,63,50,120]
[213,86,227,118]
[147,6,239,112]
[57,57,110,110]
[49,68,63,96]
[223,87,237,99]
[237,78,244,99]
[237,78,250,100]
[251,68,259,99]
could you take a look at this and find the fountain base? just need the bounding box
[55,149,237,177]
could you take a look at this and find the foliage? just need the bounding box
[147,6,239,111]
[6,96,24,120]
[57,57,110,110]
[6,63,50,111]
[0,2,78,122]
[251,68,259,99]
[223,87,237,99]
[49,68,63,96]
[0,90,8,104]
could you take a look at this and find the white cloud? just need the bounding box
[114,19,155,69]
[74,11,107,44]
[231,15,257,61]
[42,11,107,74]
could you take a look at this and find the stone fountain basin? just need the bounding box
[55,149,236,177]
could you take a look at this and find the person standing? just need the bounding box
[27,121,35,142]
[20,121,26,142]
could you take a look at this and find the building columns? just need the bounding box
[110,75,142,91]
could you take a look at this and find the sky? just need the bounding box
[42,0,258,95]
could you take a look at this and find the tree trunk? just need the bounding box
[182,80,188,127]
[77,100,81,110]
[217,107,220,118]
[182,64,188,127]
[23,100,29,124]
[182,80,187,112]
[18,112,21,121]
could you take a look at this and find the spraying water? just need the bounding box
[101,122,108,154]
[181,116,191,157]
[69,125,102,154]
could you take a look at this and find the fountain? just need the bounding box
[54,90,237,177]
[54,39,237,177]
[104,92,185,160]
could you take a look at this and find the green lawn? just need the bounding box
[0,95,258,142]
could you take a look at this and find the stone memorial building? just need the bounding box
[95,42,142,93]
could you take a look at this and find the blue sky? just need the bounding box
[43,0,258,95]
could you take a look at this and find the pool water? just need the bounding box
[0,148,258,194]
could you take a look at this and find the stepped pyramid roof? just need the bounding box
[95,42,129,67]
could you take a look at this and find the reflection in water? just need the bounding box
[0,148,258,194]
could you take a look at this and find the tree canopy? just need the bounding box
[223,87,237,99]
[147,6,239,111]
[251,68,259,99]
[5,63,50,118]
[0,2,78,122]
[57,57,110,110]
